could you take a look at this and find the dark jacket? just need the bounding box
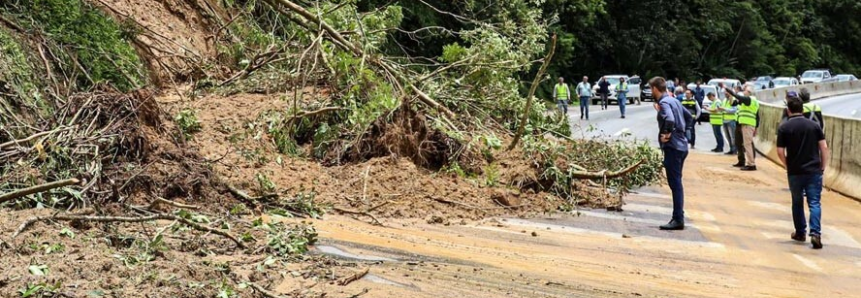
[598,80,611,94]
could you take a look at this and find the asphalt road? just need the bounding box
[814,93,861,119]
[567,101,725,152]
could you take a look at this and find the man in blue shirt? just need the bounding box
[651,76,692,230]
[693,80,706,125]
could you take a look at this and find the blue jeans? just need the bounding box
[663,147,688,221]
[723,121,737,152]
[556,100,568,114]
[685,119,696,147]
[618,93,627,116]
[579,96,590,119]
[711,124,724,151]
[789,174,823,236]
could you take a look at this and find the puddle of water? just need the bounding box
[315,245,397,262]
[364,273,408,287]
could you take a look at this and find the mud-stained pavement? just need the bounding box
[293,152,861,298]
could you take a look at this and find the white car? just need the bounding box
[707,78,742,91]
[591,75,637,105]
[835,74,858,82]
[772,77,800,88]
[801,69,834,84]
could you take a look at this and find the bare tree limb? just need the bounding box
[0,178,80,205]
[509,34,557,150]
[339,267,370,286]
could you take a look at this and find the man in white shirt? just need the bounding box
[576,76,592,120]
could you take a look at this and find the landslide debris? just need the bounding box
[0,0,663,296]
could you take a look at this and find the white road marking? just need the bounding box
[477,219,726,249]
[793,254,824,273]
[747,201,790,213]
[613,128,631,136]
[823,227,861,250]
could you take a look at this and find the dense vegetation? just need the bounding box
[360,0,861,98]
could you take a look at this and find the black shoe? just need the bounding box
[710,148,720,152]
[659,220,685,230]
[621,115,626,119]
[732,163,744,167]
[791,232,806,242]
[741,166,757,171]
[725,151,736,155]
[811,235,823,249]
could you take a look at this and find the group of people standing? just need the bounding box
[553,76,633,121]
[653,75,830,249]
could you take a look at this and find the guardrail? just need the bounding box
[753,80,861,200]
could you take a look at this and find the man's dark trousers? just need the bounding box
[735,122,745,164]
[663,147,688,221]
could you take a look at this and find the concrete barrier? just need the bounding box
[753,80,861,200]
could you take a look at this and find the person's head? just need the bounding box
[685,89,693,99]
[697,79,702,86]
[620,77,626,83]
[785,91,799,104]
[743,85,754,96]
[799,87,811,103]
[675,86,684,95]
[558,77,564,84]
[786,96,804,115]
[582,76,588,82]
[707,92,715,100]
[649,76,667,97]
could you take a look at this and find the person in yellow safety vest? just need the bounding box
[616,77,629,119]
[680,90,701,149]
[727,86,760,171]
[799,87,825,132]
[553,77,571,114]
[705,92,725,152]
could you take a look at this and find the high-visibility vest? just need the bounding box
[710,99,724,125]
[803,103,821,114]
[722,98,735,122]
[737,96,759,126]
[681,98,698,116]
[555,83,570,100]
[615,83,628,94]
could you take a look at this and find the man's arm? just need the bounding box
[659,100,676,134]
[819,140,830,172]
[567,85,571,100]
[815,111,824,130]
[777,147,788,168]
[726,89,752,105]
[694,101,702,119]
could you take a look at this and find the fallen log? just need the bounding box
[0,178,80,205]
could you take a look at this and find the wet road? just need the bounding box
[287,103,861,298]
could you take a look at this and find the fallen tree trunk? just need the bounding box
[0,178,80,205]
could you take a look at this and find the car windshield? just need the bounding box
[773,79,790,85]
[628,77,641,84]
[605,78,622,85]
[802,72,823,78]
[756,77,771,82]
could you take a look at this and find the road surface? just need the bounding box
[288,102,861,298]
[815,93,861,119]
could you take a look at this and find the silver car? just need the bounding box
[772,77,800,88]
[835,74,858,82]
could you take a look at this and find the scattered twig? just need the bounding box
[332,207,383,226]
[339,267,370,286]
[432,197,480,210]
[248,282,286,298]
[0,126,73,150]
[149,197,200,210]
[12,213,246,248]
[0,178,80,205]
[348,288,370,298]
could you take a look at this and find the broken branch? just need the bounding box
[568,159,646,180]
[0,178,80,205]
[509,34,557,150]
[339,267,370,286]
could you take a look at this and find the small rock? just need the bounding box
[622,234,632,239]
[531,231,538,237]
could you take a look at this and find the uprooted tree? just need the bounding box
[0,0,662,296]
